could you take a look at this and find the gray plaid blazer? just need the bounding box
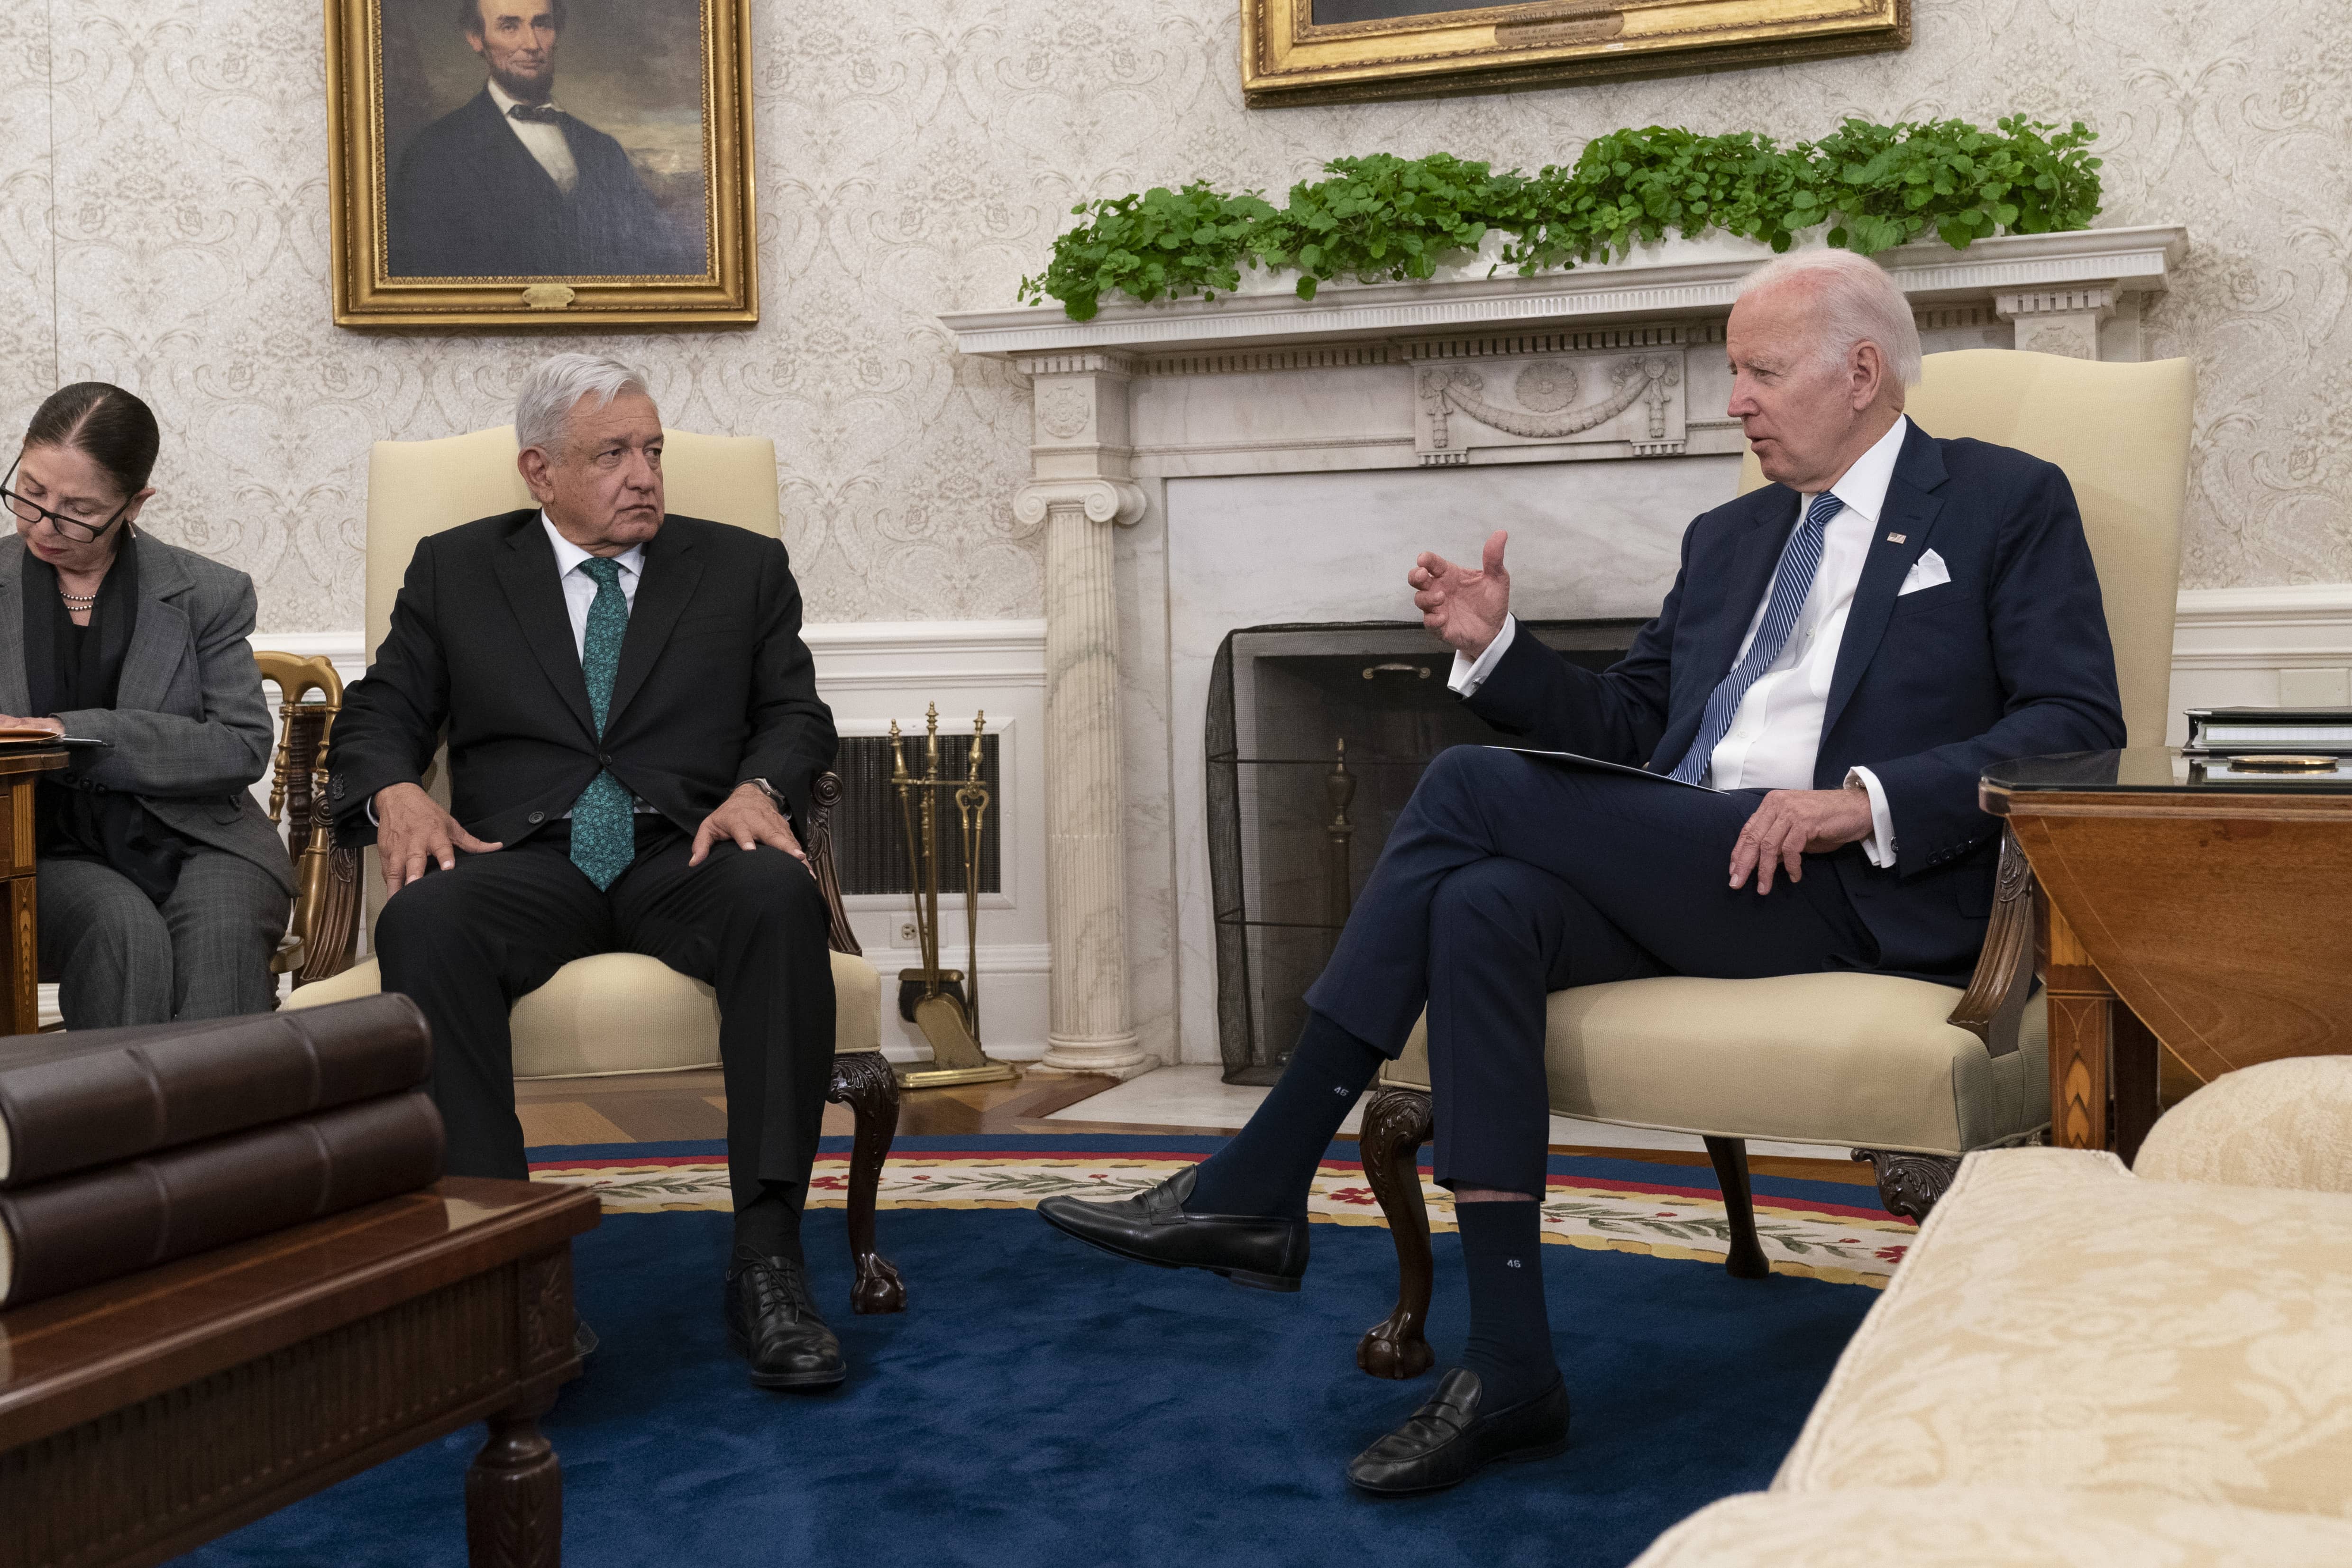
[0,532,293,894]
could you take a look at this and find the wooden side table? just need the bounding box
[0,747,67,1034]
[0,1177,601,1568]
[1982,748,2352,1159]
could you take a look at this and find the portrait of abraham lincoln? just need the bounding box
[377,0,711,280]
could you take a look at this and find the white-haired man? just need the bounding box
[1041,249,2125,1490]
[329,354,845,1388]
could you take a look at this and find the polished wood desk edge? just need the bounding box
[0,1177,600,1449]
[1982,781,2352,819]
[0,749,70,778]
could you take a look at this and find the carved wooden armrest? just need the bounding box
[804,770,862,958]
[1945,825,2038,1059]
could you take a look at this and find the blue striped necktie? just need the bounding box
[1667,491,1846,785]
[569,556,635,890]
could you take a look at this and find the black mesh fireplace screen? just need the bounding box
[1206,619,1644,1084]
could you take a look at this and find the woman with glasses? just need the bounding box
[0,383,292,1027]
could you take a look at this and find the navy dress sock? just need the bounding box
[732,1182,805,1265]
[1186,1011,1386,1220]
[1455,1198,1561,1409]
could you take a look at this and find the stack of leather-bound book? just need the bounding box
[0,995,443,1311]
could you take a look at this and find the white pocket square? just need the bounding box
[1897,549,1950,596]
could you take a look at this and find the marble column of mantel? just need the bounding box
[943,222,2187,1072]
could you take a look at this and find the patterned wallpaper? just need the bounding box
[0,0,2345,631]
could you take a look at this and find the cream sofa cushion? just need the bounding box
[1381,974,2048,1155]
[285,950,883,1075]
[1629,1487,2352,1568]
[1773,1146,2352,1519]
[2135,1056,2352,1195]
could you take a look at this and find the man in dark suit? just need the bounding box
[1040,249,2126,1491]
[329,352,843,1387]
[386,0,702,278]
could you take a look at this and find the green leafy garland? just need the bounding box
[1018,117,2102,321]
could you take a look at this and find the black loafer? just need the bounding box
[1346,1368,1569,1495]
[724,1250,847,1390]
[1036,1165,1308,1292]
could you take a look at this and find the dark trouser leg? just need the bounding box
[610,836,836,1213]
[162,849,293,1021]
[375,842,611,1182]
[1307,745,1876,1054]
[1424,856,1657,1199]
[38,857,174,1028]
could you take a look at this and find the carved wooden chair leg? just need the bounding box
[1702,1135,1770,1280]
[1355,1086,1437,1380]
[1851,1149,1963,1224]
[828,1051,906,1315]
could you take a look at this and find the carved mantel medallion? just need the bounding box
[1416,347,1687,466]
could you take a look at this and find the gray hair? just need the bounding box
[514,352,652,456]
[1736,248,1923,388]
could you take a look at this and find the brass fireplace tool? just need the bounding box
[889,706,1018,1090]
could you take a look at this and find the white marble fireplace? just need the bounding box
[941,224,2188,1073]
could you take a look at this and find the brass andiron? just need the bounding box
[889,706,1017,1090]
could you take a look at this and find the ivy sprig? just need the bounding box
[1016,116,2102,321]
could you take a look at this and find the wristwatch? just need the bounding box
[740,776,787,815]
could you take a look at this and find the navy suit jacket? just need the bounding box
[1463,421,2125,980]
[387,89,703,278]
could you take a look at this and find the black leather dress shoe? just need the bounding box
[1346,1368,1570,1495]
[723,1251,847,1390]
[1035,1165,1308,1292]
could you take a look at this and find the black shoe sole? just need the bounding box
[1036,1204,1304,1293]
[1347,1434,1569,1496]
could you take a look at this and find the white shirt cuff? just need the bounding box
[1446,615,1518,697]
[1845,766,1896,869]
[365,796,377,827]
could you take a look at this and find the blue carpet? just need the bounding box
[177,1158,1874,1568]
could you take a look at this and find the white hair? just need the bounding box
[1736,248,1923,389]
[514,352,653,455]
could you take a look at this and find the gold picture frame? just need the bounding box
[1242,0,1911,108]
[327,0,756,329]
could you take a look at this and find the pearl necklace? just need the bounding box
[58,587,97,608]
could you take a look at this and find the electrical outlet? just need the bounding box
[898,922,918,943]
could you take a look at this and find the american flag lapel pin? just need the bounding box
[1885,532,1907,544]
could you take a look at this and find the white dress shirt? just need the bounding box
[486,78,579,195]
[541,516,655,816]
[541,515,643,652]
[1450,417,1911,867]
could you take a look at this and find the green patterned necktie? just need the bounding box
[569,556,634,890]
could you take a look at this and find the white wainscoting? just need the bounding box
[2168,585,2352,740]
[212,595,2344,1055]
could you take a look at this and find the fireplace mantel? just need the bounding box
[938,222,2190,1073]
[944,225,2186,362]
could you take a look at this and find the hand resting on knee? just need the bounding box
[375,781,502,895]
[688,781,808,868]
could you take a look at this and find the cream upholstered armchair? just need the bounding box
[1356,348,2196,1379]
[284,425,904,1315]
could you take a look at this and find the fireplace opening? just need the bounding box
[1205,619,1644,1084]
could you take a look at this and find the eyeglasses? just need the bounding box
[0,454,133,544]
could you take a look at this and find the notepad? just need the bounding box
[1486,745,1722,793]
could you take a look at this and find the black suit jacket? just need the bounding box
[328,512,835,853]
[1464,421,2125,979]
[386,89,703,277]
